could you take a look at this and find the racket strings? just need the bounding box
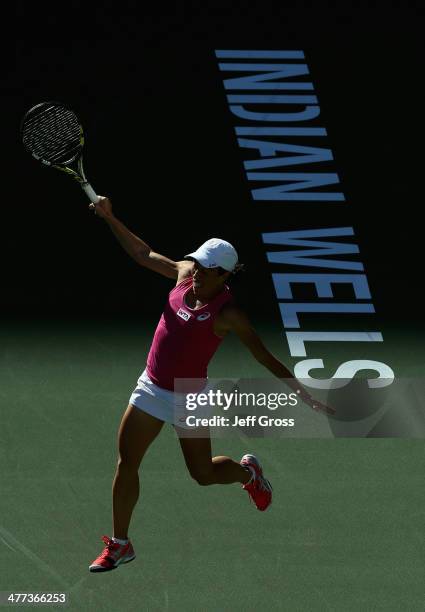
[22,104,82,165]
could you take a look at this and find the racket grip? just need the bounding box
[81,183,100,203]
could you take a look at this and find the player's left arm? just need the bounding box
[218,304,335,415]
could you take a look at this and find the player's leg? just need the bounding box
[113,404,165,538]
[90,404,164,572]
[175,427,272,511]
[174,427,250,485]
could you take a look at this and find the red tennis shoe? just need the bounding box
[240,454,273,511]
[89,535,135,572]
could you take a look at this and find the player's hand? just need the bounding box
[296,388,336,416]
[89,196,113,219]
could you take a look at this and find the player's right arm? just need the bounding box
[90,196,186,279]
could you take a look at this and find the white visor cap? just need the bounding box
[185,238,238,272]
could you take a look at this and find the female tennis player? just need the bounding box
[88,196,331,572]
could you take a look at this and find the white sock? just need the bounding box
[112,536,128,545]
[243,466,256,483]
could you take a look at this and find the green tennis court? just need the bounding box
[1,318,425,611]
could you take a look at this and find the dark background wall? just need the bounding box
[4,1,423,324]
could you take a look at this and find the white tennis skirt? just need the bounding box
[129,369,211,429]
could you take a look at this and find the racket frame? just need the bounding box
[22,102,99,203]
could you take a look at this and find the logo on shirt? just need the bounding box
[197,312,211,321]
[177,308,191,321]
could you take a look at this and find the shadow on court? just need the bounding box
[1,320,425,611]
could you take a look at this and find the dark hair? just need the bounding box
[217,263,245,277]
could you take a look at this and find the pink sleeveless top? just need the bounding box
[146,277,233,391]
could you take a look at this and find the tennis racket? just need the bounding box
[21,101,99,203]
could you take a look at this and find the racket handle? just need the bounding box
[81,183,100,203]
